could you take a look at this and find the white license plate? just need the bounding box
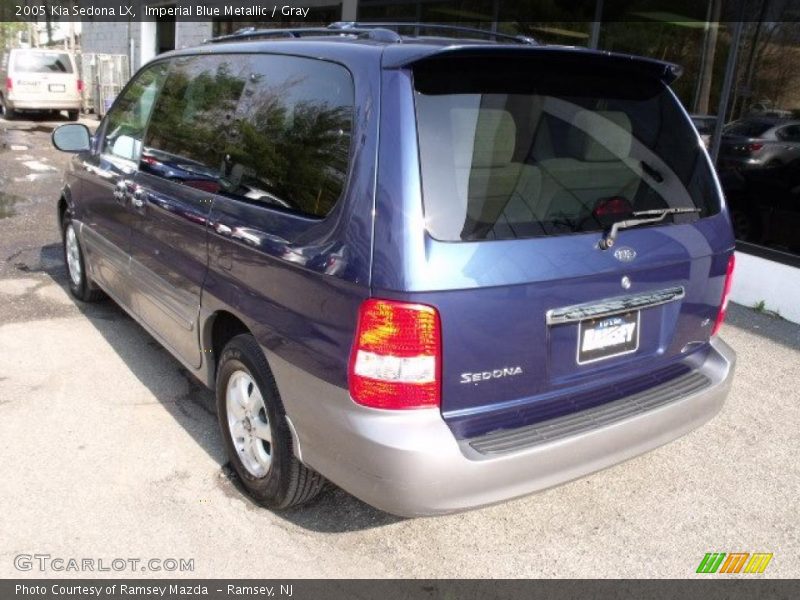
[48,84,66,92]
[577,311,640,364]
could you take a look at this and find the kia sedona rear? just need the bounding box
[325,46,736,516]
[51,27,736,518]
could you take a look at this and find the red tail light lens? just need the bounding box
[746,142,764,153]
[712,254,736,336]
[77,79,84,93]
[593,196,633,218]
[5,77,12,92]
[348,299,441,409]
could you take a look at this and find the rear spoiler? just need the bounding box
[382,45,683,84]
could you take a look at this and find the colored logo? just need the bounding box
[696,552,773,574]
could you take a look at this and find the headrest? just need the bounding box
[570,110,632,162]
[450,108,516,168]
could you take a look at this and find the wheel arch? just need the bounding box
[202,309,252,380]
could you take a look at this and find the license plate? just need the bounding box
[48,84,65,92]
[577,311,640,365]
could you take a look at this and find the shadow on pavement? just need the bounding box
[726,302,800,352]
[38,243,401,532]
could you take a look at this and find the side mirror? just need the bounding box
[52,123,91,153]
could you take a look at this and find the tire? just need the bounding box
[216,334,326,509]
[1,97,15,120]
[62,215,105,302]
[68,110,79,122]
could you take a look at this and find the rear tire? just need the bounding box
[67,110,79,122]
[62,215,105,302]
[1,97,15,120]
[216,334,326,509]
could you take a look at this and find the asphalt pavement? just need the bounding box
[0,114,798,578]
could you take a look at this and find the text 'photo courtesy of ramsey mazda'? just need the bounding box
[50,23,736,517]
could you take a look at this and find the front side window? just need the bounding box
[100,62,168,163]
[140,55,249,192]
[220,55,354,217]
[414,58,721,242]
[13,51,73,73]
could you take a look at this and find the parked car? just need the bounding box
[722,158,800,253]
[0,48,82,120]
[50,23,736,516]
[690,114,717,147]
[719,116,800,171]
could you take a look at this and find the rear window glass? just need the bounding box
[414,58,720,242]
[13,52,73,74]
[724,120,775,137]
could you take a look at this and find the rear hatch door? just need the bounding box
[375,48,735,439]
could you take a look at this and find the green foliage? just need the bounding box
[0,22,25,52]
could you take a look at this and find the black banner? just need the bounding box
[3,580,800,600]
[1,0,800,23]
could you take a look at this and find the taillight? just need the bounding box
[746,142,764,153]
[711,254,736,336]
[77,79,84,93]
[348,298,441,409]
[5,77,12,92]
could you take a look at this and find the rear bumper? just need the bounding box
[273,337,735,517]
[7,97,81,111]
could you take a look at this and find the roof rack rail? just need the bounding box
[206,22,536,46]
[329,21,537,45]
[207,24,402,44]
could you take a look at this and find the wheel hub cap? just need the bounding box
[226,370,272,477]
[65,225,82,287]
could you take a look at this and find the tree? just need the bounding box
[0,22,25,52]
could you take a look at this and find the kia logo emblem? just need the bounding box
[613,247,637,262]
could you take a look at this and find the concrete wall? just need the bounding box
[176,22,213,49]
[81,21,212,73]
[81,21,133,58]
[730,251,800,324]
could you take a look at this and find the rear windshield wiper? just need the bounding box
[599,207,701,250]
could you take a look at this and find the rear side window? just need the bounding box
[414,58,720,242]
[220,55,354,218]
[13,51,73,74]
[140,55,249,192]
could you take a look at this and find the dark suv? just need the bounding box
[51,23,736,516]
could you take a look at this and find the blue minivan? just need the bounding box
[51,23,736,516]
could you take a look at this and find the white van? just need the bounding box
[1,48,81,120]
